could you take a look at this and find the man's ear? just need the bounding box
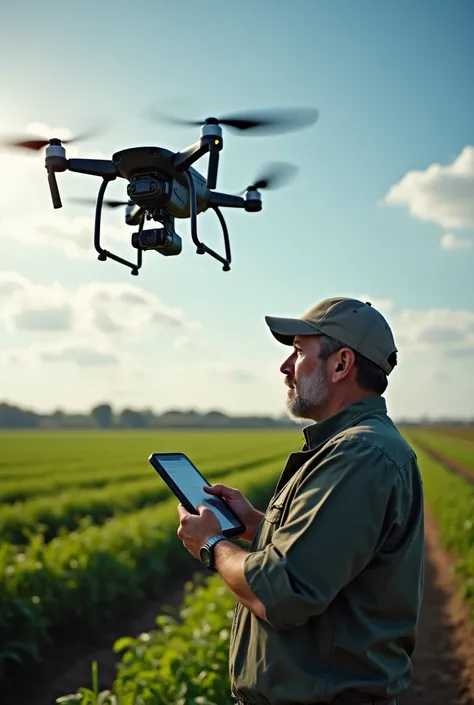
[332,349,355,381]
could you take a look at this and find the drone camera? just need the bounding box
[131,227,182,256]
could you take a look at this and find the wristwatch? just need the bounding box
[200,534,227,572]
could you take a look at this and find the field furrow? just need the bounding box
[406,429,474,475]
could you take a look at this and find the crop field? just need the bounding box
[1,425,474,705]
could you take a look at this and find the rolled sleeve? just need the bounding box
[243,438,406,630]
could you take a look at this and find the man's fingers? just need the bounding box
[203,484,240,499]
[177,503,190,522]
[197,503,211,515]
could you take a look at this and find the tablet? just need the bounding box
[148,452,245,538]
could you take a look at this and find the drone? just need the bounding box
[1,106,319,275]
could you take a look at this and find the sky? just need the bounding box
[0,0,473,421]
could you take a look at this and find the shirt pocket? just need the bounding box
[264,501,284,525]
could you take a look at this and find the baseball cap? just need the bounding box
[265,297,398,375]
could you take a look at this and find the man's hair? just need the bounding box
[318,334,391,395]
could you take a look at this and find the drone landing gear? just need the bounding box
[94,178,143,275]
[184,169,231,272]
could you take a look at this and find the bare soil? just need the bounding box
[2,506,474,705]
[400,510,474,705]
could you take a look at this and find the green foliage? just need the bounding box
[57,574,237,705]
[0,431,294,672]
[405,436,474,615]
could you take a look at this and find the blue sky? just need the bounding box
[0,0,473,420]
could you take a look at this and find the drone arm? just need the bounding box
[67,158,119,179]
[173,141,209,172]
[207,191,246,209]
[174,125,223,189]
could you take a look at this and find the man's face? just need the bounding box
[279,335,331,421]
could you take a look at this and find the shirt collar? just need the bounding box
[302,396,388,451]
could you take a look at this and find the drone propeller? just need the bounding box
[144,106,319,136]
[0,126,105,152]
[69,197,131,209]
[238,162,298,194]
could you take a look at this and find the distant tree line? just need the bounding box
[0,401,304,429]
[0,401,472,430]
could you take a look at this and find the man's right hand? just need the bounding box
[203,483,264,543]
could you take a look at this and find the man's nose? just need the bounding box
[280,355,294,376]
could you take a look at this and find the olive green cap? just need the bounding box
[265,297,398,375]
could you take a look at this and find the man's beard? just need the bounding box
[285,361,330,421]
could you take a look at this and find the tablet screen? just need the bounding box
[153,453,241,532]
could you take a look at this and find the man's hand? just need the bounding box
[203,484,264,543]
[176,492,267,622]
[177,503,223,559]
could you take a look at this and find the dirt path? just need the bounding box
[400,510,474,705]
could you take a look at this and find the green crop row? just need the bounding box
[406,429,474,474]
[406,437,474,613]
[0,456,282,674]
[0,450,288,545]
[407,425,474,444]
[0,430,298,502]
[56,573,236,705]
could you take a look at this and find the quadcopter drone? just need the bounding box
[1,106,319,275]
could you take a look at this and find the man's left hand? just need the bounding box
[177,503,224,559]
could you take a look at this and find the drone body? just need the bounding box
[2,107,319,275]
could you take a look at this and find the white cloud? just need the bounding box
[0,211,128,261]
[356,294,395,315]
[384,145,474,231]
[394,307,474,357]
[351,291,474,359]
[0,341,122,367]
[0,272,200,342]
[440,232,473,250]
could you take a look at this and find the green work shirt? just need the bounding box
[228,396,424,705]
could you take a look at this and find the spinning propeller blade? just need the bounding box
[239,162,298,193]
[0,125,106,152]
[144,106,319,135]
[69,197,131,209]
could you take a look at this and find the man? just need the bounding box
[177,296,425,705]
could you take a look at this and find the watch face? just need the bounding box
[200,548,212,568]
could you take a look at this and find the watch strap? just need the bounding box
[201,534,227,571]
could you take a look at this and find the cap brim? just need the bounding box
[265,315,321,345]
